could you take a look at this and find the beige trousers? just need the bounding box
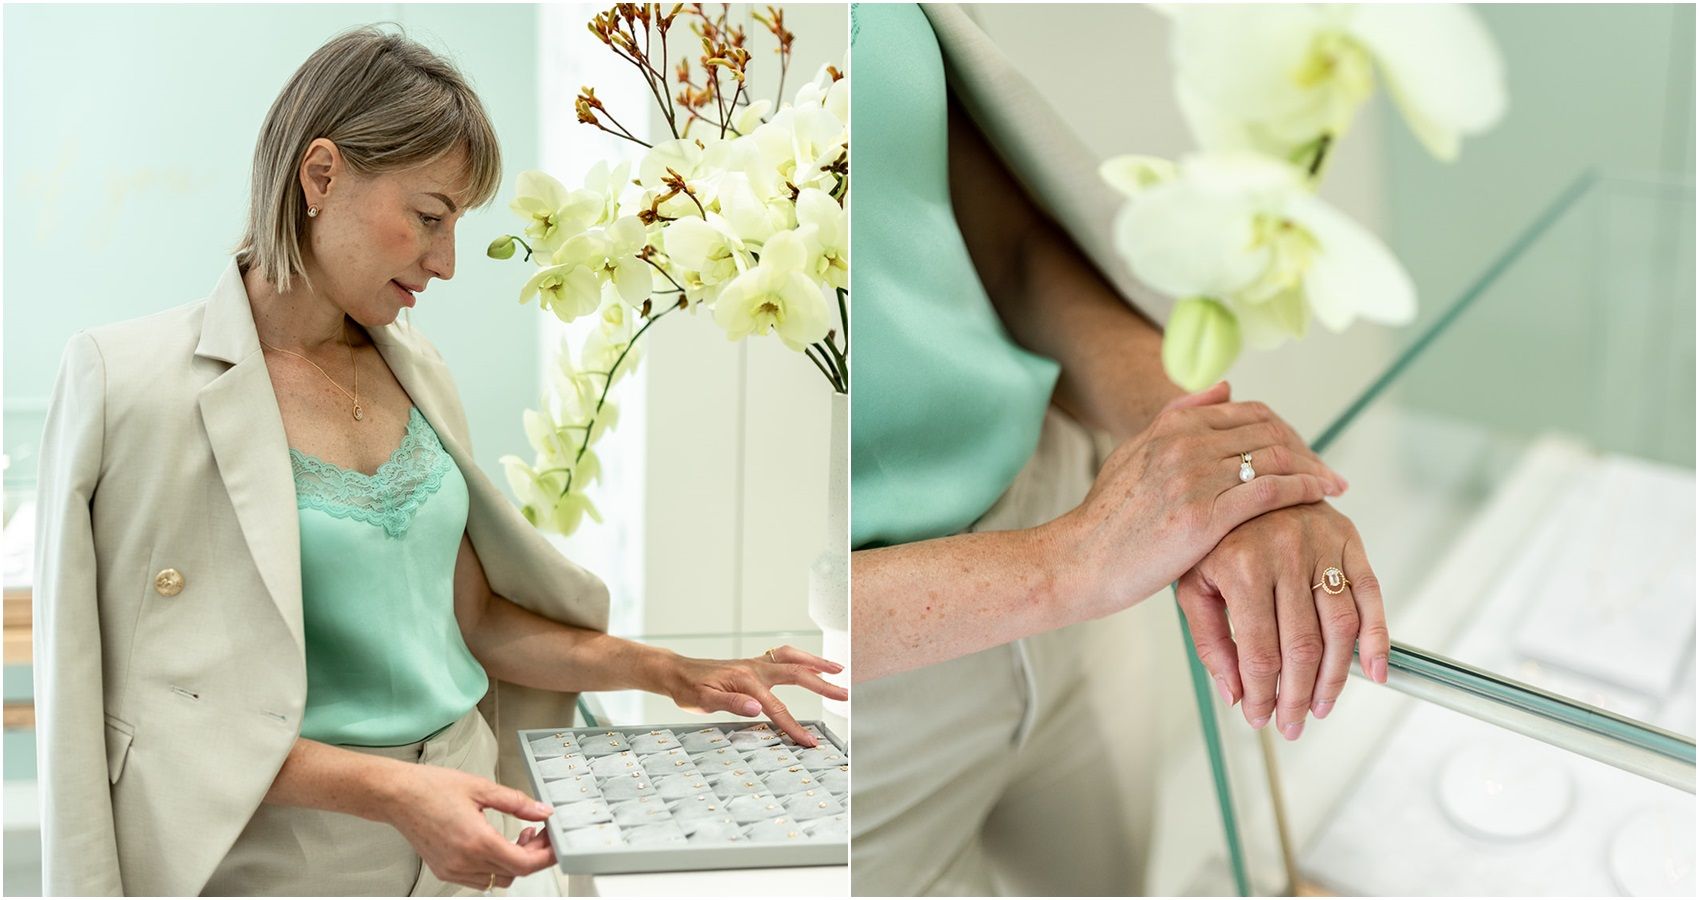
[202,705,509,897]
[851,409,1162,896]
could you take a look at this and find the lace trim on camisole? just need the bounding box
[289,407,452,538]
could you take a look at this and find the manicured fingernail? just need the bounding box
[1372,655,1388,684]
[1313,699,1334,718]
[1214,676,1233,705]
[1282,720,1304,741]
[744,701,761,716]
[537,803,554,816]
[1250,714,1270,730]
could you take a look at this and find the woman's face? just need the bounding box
[299,138,471,327]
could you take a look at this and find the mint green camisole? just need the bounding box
[290,405,489,747]
[850,3,1061,550]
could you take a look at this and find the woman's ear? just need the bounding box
[298,138,341,207]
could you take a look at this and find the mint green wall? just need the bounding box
[3,3,542,497]
[1377,4,1695,464]
[1382,4,1693,319]
[1,1,542,784]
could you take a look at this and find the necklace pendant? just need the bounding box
[353,404,364,421]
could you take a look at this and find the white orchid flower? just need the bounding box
[664,212,749,290]
[638,138,719,219]
[1104,150,1415,386]
[712,229,831,351]
[554,216,654,308]
[1162,4,1506,163]
[582,159,633,224]
[794,188,848,291]
[717,172,795,244]
[793,62,849,128]
[733,98,773,135]
[753,106,845,196]
[510,170,602,259]
[582,300,642,384]
[519,259,600,323]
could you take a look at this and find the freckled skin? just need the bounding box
[247,137,469,358]
[851,98,1360,692]
[244,138,471,476]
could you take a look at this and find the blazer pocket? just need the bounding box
[104,714,135,785]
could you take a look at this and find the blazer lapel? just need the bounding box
[191,259,465,660]
[194,259,305,655]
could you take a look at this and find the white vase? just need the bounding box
[809,390,849,730]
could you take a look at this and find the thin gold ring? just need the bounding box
[1312,565,1350,595]
[483,872,496,895]
[765,647,779,664]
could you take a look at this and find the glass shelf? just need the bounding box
[1180,170,1696,896]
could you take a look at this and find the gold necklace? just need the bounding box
[258,323,364,420]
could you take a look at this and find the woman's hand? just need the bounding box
[1048,381,1350,620]
[657,645,848,747]
[376,760,556,891]
[1177,501,1390,741]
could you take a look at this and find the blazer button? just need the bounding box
[154,568,185,597]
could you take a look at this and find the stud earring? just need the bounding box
[307,205,319,218]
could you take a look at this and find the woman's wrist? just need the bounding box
[1031,506,1146,623]
[632,643,686,698]
[1017,514,1094,626]
[356,754,414,824]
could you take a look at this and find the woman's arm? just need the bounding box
[946,89,1390,740]
[854,382,1342,682]
[449,532,847,746]
[945,93,1179,443]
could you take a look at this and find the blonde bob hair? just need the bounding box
[233,24,502,296]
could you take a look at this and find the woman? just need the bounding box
[849,4,1390,895]
[32,25,845,897]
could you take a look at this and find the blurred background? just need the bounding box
[959,4,1695,896]
[2,3,844,894]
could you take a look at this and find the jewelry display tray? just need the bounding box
[518,720,849,875]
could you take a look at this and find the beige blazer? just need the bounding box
[920,3,1176,332]
[32,256,610,896]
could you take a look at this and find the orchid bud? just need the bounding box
[1162,297,1242,393]
[487,234,517,260]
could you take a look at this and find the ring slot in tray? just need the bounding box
[519,721,849,874]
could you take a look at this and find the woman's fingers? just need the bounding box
[476,783,554,823]
[1272,573,1323,741]
[785,667,850,702]
[1162,379,1232,412]
[1209,426,1347,493]
[1175,567,1242,707]
[1343,533,1391,684]
[741,679,817,747]
[1213,473,1330,536]
[1190,398,1287,431]
[1222,577,1281,730]
[1309,557,1361,720]
[767,644,845,675]
[481,830,555,877]
[518,826,551,850]
[696,687,764,718]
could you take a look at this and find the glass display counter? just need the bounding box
[1180,171,1696,897]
